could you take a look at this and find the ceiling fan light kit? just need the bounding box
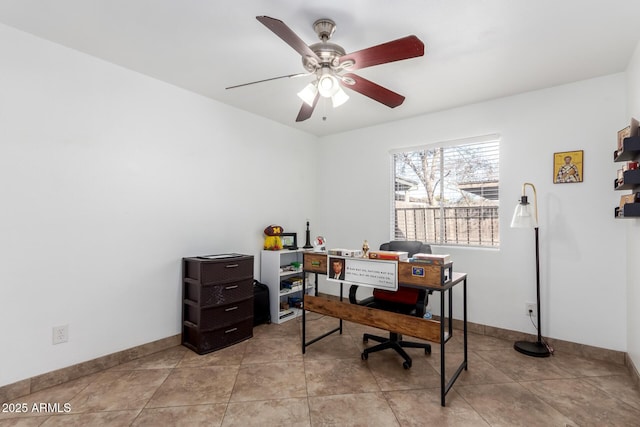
[229,15,425,122]
[331,87,349,108]
[317,67,338,97]
[297,82,318,106]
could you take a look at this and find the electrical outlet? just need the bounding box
[52,325,68,344]
[525,303,536,317]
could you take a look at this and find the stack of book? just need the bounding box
[281,276,303,292]
[409,253,451,265]
[368,250,409,261]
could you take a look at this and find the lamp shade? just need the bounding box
[510,198,538,228]
[317,68,339,97]
[297,83,318,106]
[299,68,350,109]
[331,86,349,108]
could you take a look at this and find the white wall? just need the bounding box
[625,40,640,369]
[0,24,317,386]
[1,21,634,388]
[316,74,628,351]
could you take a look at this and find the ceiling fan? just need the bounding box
[226,16,425,122]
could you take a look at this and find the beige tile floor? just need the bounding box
[2,315,640,426]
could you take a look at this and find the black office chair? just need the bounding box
[349,241,432,369]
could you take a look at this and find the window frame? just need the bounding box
[390,134,501,248]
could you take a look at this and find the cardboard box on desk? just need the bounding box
[398,261,452,287]
[328,248,364,257]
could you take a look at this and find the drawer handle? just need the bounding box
[225,306,239,312]
[225,327,238,334]
[225,285,239,290]
[225,264,239,268]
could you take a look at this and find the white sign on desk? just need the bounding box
[327,256,398,291]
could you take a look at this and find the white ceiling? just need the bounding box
[1,0,640,136]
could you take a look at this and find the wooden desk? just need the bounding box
[301,252,467,407]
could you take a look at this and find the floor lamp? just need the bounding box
[510,182,550,357]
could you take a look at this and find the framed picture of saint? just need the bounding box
[554,150,583,184]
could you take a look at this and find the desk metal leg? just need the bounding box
[463,277,468,371]
[302,272,320,354]
[302,307,306,354]
[440,288,446,406]
[339,282,343,334]
[302,274,342,352]
[448,287,453,339]
[440,278,469,406]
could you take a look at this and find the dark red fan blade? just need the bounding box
[257,16,321,63]
[296,92,320,122]
[342,73,405,108]
[339,35,424,71]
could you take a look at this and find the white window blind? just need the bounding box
[391,135,500,247]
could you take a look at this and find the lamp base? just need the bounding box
[514,340,550,358]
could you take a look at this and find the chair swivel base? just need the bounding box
[361,332,431,369]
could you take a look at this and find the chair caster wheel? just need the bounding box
[403,361,411,369]
[361,352,368,360]
[425,348,431,355]
[363,337,368,343]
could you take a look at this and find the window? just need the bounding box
[391,135,500,247]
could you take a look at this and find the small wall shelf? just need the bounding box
[614,169,640,190]
[614,136,640,162]
[616,203,640,218]
[613,133,640,218]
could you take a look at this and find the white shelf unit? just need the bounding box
[260,249,314,324]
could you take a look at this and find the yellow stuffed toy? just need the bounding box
[263,225,284,250]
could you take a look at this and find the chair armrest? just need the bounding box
[348,284,358,303]
[349,284,374,306]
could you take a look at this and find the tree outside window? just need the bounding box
[392,137,500,247]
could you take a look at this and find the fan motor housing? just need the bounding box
[303,42,345,71]
[301,18,346,72]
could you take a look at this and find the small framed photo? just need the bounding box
[280,233,298,250]
[618,126,631,152]
[554,150,583,184]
